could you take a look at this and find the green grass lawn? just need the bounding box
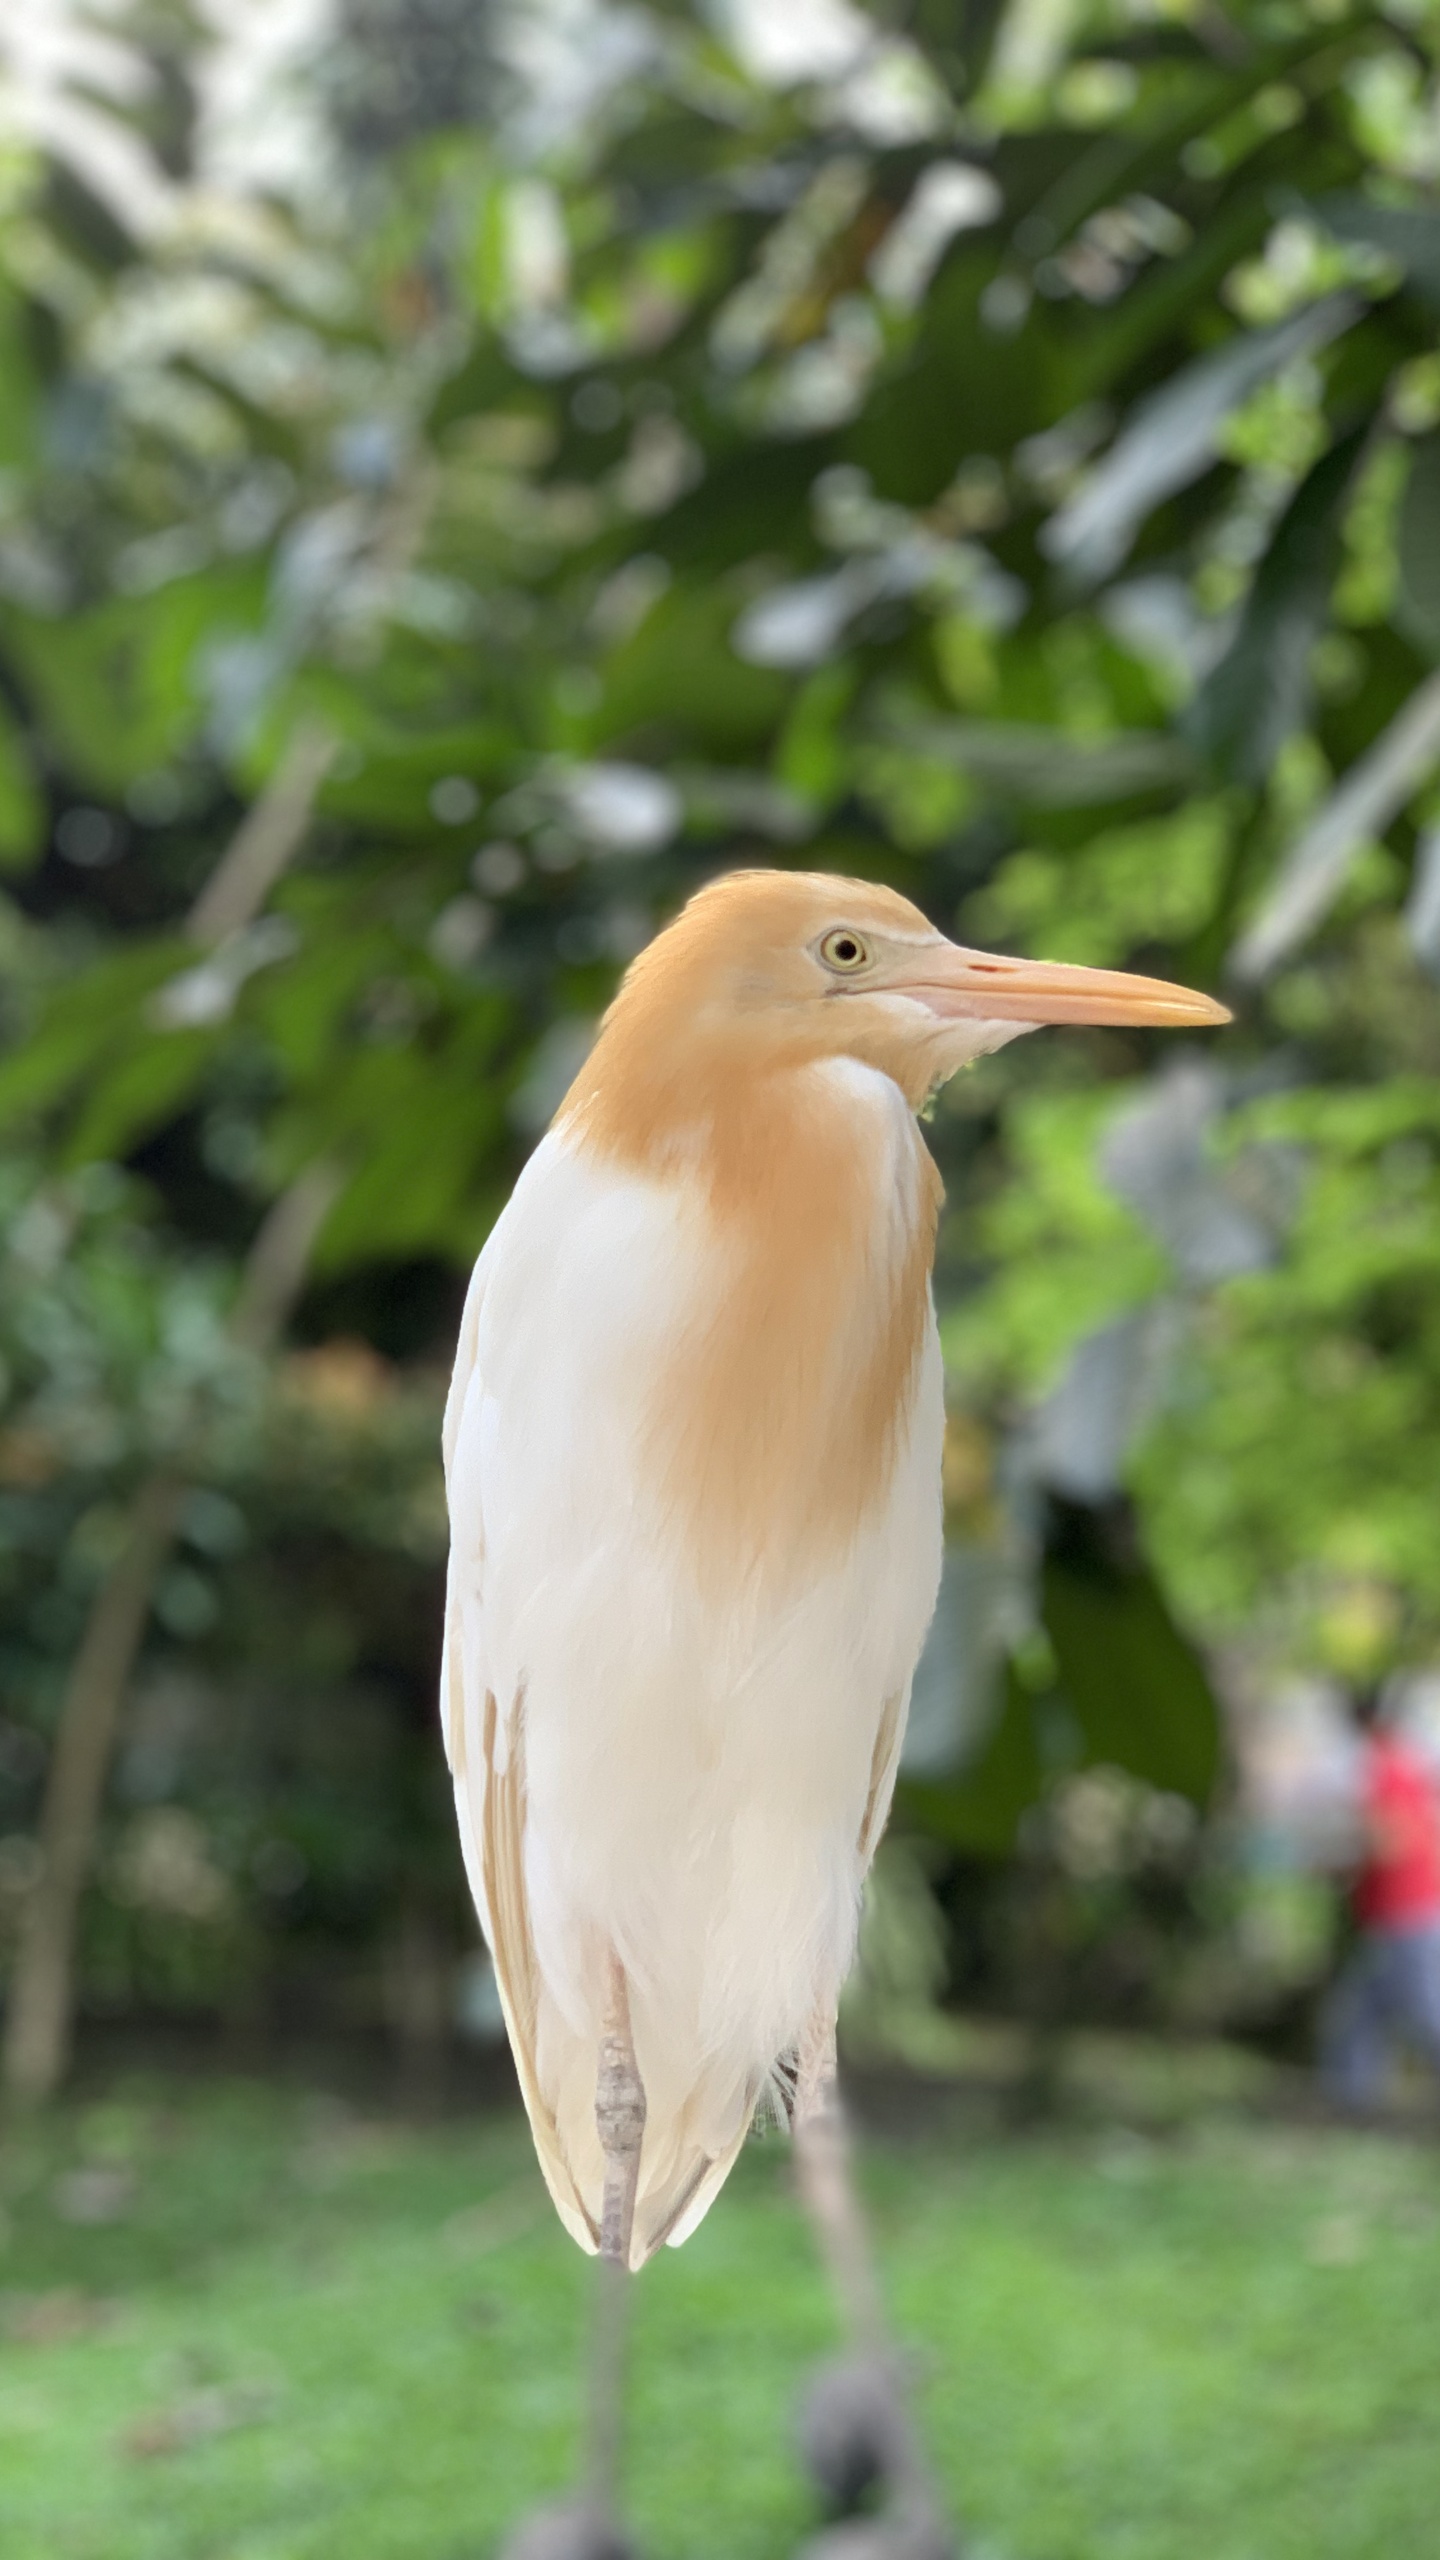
[1,2068,1437,2559]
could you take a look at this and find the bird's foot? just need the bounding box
[795,2354,960,2560]
[498,2498,638,2560]
[794,2519,957,2560]
[797,2355,910,2513]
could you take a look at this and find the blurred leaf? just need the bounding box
[1072,187,1276,409]
[250,910,396,1081]
[902,1663,1045,1859]
[1189,426,1367,785]
[1232,666,1440,982]
[1045,297,1361,586]
[1025,26,1364,259]
[0,945,188,1132]
[963,802,1230,970]
[597,582,789,755]
[1398,432,1440,660]
[0,702,44,869]
[1317,195,1440,314]
[1405,821,1440,975]
[943,1089,1167,1398]
[3,569,264,794]
[1041,1504,1221,1805]
[903,719,1192,808]
[62,1030,219,1168]
[0,283,40,473]
[269,1008,511,1269]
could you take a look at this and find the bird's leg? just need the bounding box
[596,1952,647,2268]
[792,2010,949,2544]
[583,1951,647,2534]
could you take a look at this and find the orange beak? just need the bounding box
[892,944,1231,1030]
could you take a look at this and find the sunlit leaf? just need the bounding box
[1317,194,1440,314]
[1045,297,1361,586]
[1232,668,1440,982]
[901,718,1192,807]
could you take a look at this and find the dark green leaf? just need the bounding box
[1188,425,1368,783]
[1317,195,1440,314]
[0,702,44,869]
[901,1663,1045,1859]
[61,1029,219,1167]
[0,283,40,474]
[1042,1538,1221,1806]
[1045,296,1361,586]
[3,568,264,795]
[0,943,188,1131]
[1398,432,1440,660]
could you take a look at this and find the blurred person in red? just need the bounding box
[1322,1684,1440,2111]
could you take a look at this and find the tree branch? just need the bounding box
[184,717,338,948]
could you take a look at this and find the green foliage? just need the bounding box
[0,708,43,871]
[908,1664,1046,1858]
[1141,1072,1440,1650]
[910,1508,1219,1865]
[962,801,1232,969]
[3,0,1440,2010]
[943,1088,1167,1393]
[1397,430,1440,657]
[1041,1528,1221,1803]
[1188,427,1367,786]
[3,571,265,794]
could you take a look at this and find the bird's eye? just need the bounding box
[819,929,870,974]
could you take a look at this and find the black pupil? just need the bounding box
[835,938,858,962]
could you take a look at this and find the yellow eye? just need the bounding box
[819,928,871,974]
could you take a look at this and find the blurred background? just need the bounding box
[2,2,1440,2554]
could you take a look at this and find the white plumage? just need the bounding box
[441,1060,943,2264]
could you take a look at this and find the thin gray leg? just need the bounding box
[584,1954,647,2527]
[502,1960,645,2560]
[792,2011,951,2548]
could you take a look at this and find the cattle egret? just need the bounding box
[441,869,1228,2542]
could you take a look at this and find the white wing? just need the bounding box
[440,1168,598,2249]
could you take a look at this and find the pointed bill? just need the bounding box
[894,945,1231,1029]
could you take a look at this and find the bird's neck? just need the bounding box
[559,1016,943,1587]
[559,986,927,1179]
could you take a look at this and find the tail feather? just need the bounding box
[649,2109,758,2257]
[475,1686,597,2250]
[537,2004,769,2268]
[462,1671,782,2267]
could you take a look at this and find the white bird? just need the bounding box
[440,868,1227,2535]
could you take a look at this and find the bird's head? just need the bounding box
[576,870,1230,1126]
